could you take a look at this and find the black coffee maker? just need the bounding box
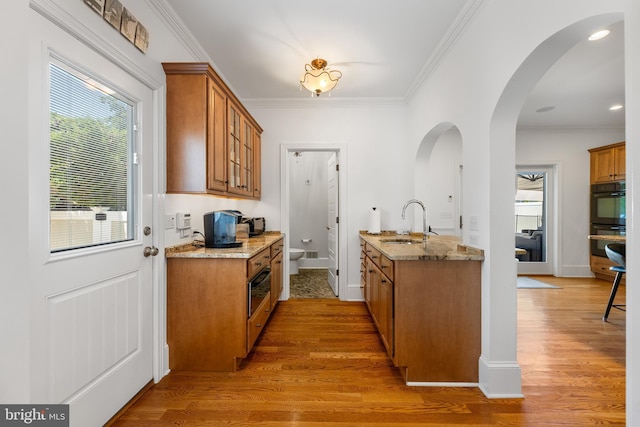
[203,210,243,248]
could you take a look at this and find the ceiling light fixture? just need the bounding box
[609,104,624,111]
[588,29,610,41]
[300,58,342,97]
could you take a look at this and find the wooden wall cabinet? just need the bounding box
[163,63,263,199]
[167,238,283,371]
[589,141,625,184]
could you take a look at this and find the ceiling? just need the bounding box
[163,0,625,128]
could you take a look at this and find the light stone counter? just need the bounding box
[165,232,283,259]
[359,231,484,261]
[587,234,626,242]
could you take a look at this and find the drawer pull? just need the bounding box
[256,323,262,327]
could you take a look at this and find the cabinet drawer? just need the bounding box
[365,243,382,269]
[591,255,615,274]
[380,254,394,281]
[270,239,284,258]
[248,248,271,278]
[248,292,271,349]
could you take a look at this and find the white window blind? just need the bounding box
[49,61,135,252]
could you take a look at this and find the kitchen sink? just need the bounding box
[380,238,423,245]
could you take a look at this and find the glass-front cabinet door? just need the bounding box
[227,99,259,198]
[242,118,254,196]
[228,102,242,194]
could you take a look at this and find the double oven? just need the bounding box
[590,181,625,257]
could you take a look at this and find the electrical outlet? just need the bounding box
[164,214,176,230]
[469,234,479,245]
[470,216,479,231]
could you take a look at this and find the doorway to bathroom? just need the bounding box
[281,144,347,300]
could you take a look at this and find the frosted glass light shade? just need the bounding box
[300,58,342,97]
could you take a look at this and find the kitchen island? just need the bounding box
[165,233,284,371]
[360,232,484,385]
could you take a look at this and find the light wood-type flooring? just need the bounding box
[110,276,625,426]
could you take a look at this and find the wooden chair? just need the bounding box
[603,243,626,321]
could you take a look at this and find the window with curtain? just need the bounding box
[49,60,135,252]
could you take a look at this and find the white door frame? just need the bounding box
[280,143,348,300]
[29,0,167,419]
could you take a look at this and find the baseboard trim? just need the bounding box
[406,381,479,387]
[478,357,524,398]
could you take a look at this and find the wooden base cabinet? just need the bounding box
[361,239,481,384]
[167,238,283,371]
[394,260,481,383]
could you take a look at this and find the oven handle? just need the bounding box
[249,267,271,288]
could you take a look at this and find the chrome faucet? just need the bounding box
[401,199,428,245]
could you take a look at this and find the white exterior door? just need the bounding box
[327,154,339,296]
[28,19,155,426]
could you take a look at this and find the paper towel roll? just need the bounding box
[368,207,381,234]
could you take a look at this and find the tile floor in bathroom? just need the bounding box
[289,268,337,298]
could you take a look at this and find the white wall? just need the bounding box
[405,0,627,399]
[288,151,332,259]
[516,128,625,276]
[1,2,30,403]
[248,102,409,291]
[625,0,640,421]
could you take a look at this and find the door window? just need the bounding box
[49,60,135,252]
[515,171,546,262]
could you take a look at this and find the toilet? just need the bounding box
[289,248,305,274]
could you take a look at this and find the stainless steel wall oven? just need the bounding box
[591,182,625,226]
[248,266,271,317]
[590,181,625,257]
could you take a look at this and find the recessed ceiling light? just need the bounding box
[609,104,624,111]
[536,106,555,113]
[588,30,610,41]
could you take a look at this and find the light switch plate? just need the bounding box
[165,214,176,230]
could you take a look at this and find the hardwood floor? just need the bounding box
[110,276,625,426]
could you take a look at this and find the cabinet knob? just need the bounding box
[256,323,262,327]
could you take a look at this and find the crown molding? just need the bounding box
[30,0,163,89]
[243,97,407,110]
[404,0,487,101]
[145,0,208,62]
[148,0,243,96]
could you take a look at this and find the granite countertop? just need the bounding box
[360,231,484,261]
[165,232,283,259]
[587,235,626,242]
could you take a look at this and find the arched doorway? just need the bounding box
[485,13,624,397]
[414,123,463,237]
